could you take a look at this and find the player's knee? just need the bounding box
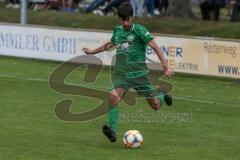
[148,98,161,111]
[150,103,161,111]
[109,92,121,106]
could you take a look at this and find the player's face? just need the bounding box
[120,17,133,30]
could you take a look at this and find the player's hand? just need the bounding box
[163,67,174,78]
[82,48,95,55]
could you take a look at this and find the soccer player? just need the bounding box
[82,2,174,142]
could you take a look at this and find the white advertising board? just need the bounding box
[0,24,239,79]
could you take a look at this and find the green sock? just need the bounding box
[108,106,118,133]
[157,94,164,105]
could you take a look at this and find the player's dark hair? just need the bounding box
[117,2,133,20]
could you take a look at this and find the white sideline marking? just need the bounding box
[0,73,239,108]
[0,73,47,82]
[174,97,240,108]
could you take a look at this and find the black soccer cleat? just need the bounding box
[164,94,173,106]
[102,125,116,142]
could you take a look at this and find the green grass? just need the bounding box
[0,56,240,160]
[1,2,240,159]
[0,2,240,39]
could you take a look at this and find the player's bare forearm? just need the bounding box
[82,42,115,55]
[92,42,115,54]
[148,40,174,78]
[148,40,167,69]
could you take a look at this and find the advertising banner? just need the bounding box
[0,24,239,79]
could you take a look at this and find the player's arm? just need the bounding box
[82,41,115,55]
[148,40,174,78]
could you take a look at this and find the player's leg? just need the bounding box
[146,97,161,110]
[108,87,126,133]
[102,87,127,142]
[132,75,173,109]
[145,93,173,110]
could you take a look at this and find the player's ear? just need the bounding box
[130,16,134,21]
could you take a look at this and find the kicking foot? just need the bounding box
[164,94,173,106]
[102,125,116,142]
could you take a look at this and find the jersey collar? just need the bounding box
[121,24,135,31]
[131,24,135,30]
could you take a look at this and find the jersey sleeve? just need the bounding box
[136,25,153,44]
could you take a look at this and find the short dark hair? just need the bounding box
[117,2,133,20]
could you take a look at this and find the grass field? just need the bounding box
[0,56,240,160]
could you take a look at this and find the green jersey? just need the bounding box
[111,24,153,79]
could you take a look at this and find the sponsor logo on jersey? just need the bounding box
[127,35,134,42]
[117,41,132,50]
